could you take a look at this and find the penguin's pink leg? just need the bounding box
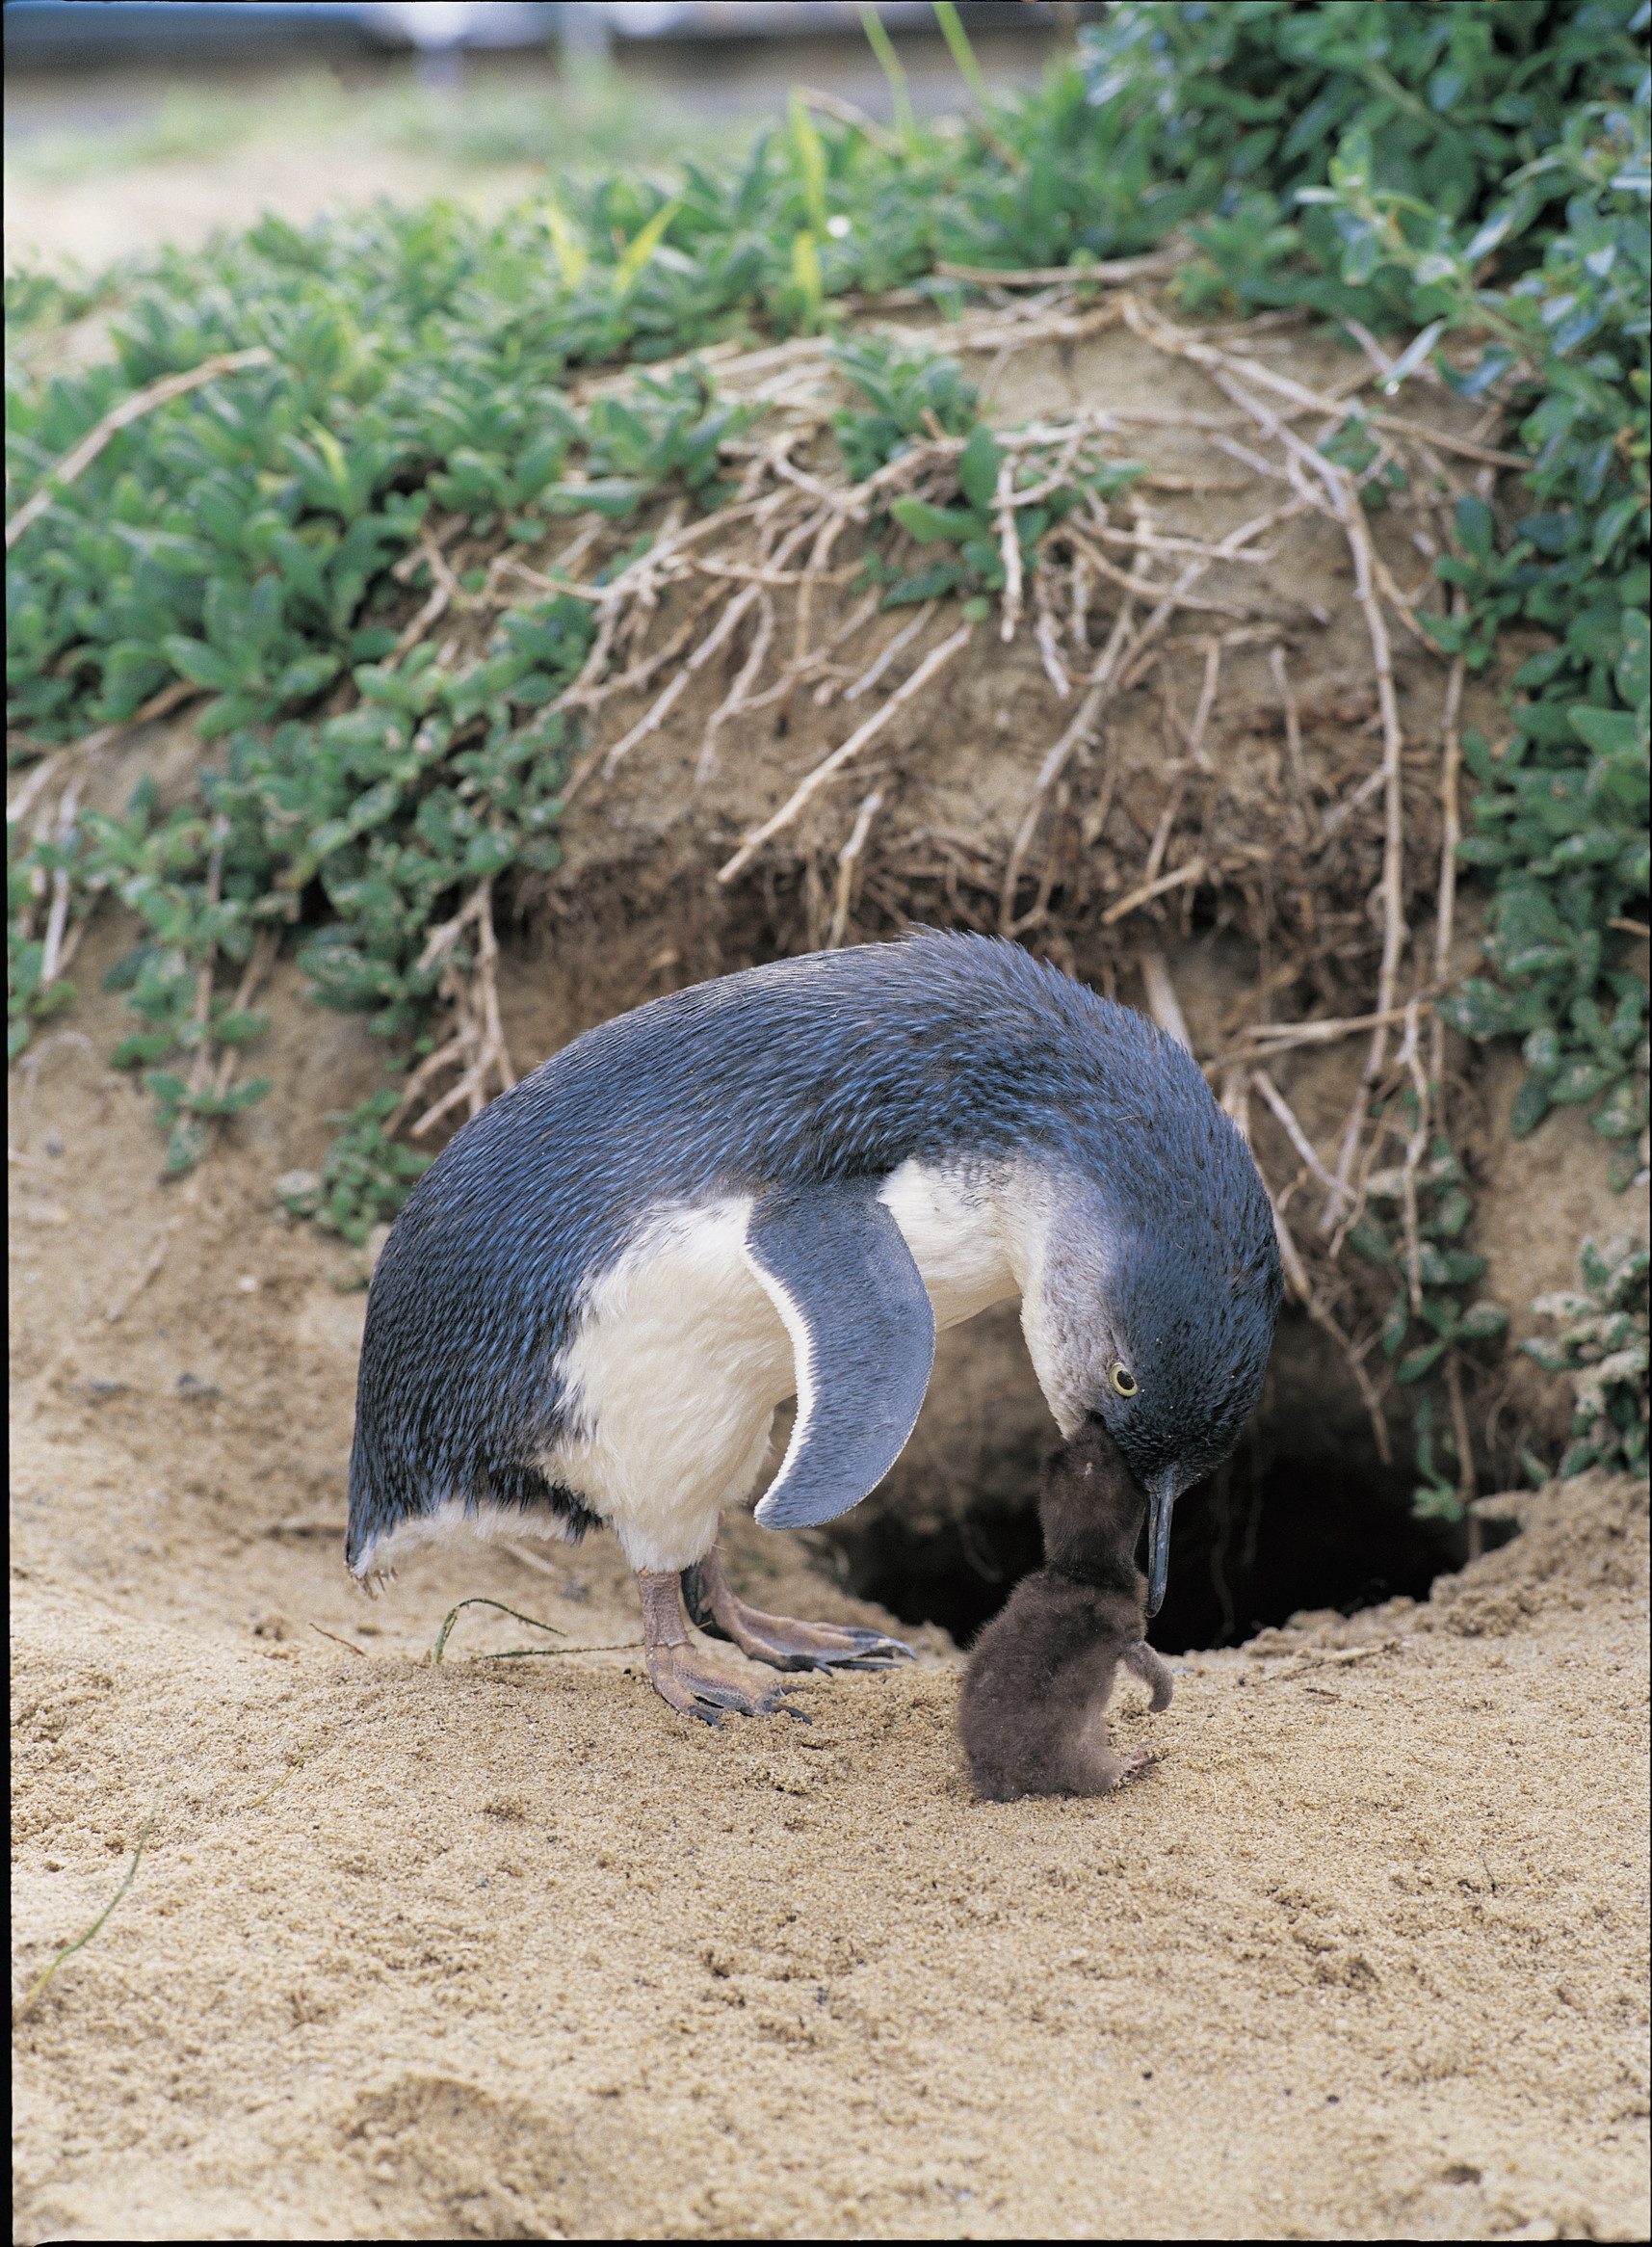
[636,1570,806,1727]
[680,1541,914,1673]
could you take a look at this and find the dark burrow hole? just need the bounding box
[828,1441,1515,1657]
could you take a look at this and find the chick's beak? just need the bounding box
[1145,1469,1177,1620]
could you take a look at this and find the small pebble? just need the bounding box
[16,1202,70,1227]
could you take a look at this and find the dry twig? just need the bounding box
[696,591,775,782]
[1431,630,1469,1095]
[1251,1070,1340,1198]
[844,602,936,702]
[389,881,516,1137]
[826,791,884,949]
[1100,857,1206,929]
[996,458,1024,644]
[1032,566,1070,699]
[1138,951,1193,1050]
[933,248,1189,289]
[793,84,904,155]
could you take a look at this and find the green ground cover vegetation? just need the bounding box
[8,1,1648,1494]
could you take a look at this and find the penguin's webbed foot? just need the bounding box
[645,1636,809,1729]
[681,1546,915,1675]
[636,1567,810,1729]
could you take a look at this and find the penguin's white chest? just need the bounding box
[543,1200,791,1570]
[543,1163,1019,1573]
[878,1156,1020,1329]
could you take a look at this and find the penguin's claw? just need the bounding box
[1103,1748,1154,1790]
[681,1548,916,1675]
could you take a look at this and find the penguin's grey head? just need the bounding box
[1023,1163,1282,1621]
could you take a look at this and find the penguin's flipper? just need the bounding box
[744,1180,935,1531]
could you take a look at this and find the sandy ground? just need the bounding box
[11,923,1651,2243]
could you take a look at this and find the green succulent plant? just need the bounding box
[1523,1235,1650,1477]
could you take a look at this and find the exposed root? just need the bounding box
[387,881,516,1137]
[1100,857,1206,929]
[827,789,883,949]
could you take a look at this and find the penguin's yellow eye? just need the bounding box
[1111,1362,1138,1397]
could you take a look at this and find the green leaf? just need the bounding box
[957,426,1003,515]
[1508,1075,1553,1139]
[1436,980,1519,1041]
[888,498,983,544]
[881,560,964,607]
[166,1117,208,1172]
[275,653,342,701]
[110,1031,177,1069]
[1411,1476,1464,1524]
[1345,1214,1396,1268]
[1579,1239,1613,1293]
[1605,1251,1650,1310]
[1455,494,1496,562]
[1591,1077,1648,1139]
[544,479,646,518]
[1590,489,1642,568]
[210,1009,270,1046]
[1549,1059,1615,1105]
[613,198,682,295]
[303,818,355,863]
[1615,609,1649,709]
[160,635,238,692]
[1418,1244,1488,1289]
[1567,705,1642,757]
[1378,1293,1411,1360]
[1397,1340,1450,1385]
[1429,1186,1471,1238]
[463,830,516,880]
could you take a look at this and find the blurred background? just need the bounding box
[4,0,1101,273]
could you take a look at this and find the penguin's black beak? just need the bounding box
[1145,1471,1176,1620]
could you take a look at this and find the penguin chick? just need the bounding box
[958,1418,1172,1802]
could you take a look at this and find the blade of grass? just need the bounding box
[613,199,682,296]
[932,2,992,110]
[485,1640,644,1659]
[14,1798,158,2019]
[931,0,1022,167]
[859,5,916,150]
[430,1597,567,1665]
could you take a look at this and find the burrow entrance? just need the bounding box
[831,1446,1471,1656]
[816,1306,1505,1653]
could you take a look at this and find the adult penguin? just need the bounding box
[347,931,1282,1722]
